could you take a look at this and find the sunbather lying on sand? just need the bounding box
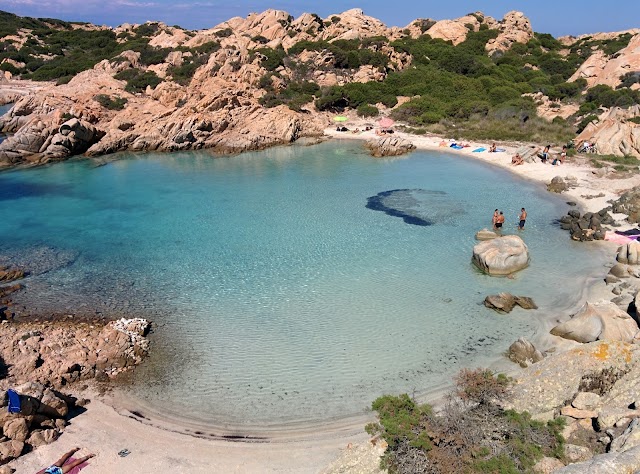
[511,153,524,165]
[37,447,95,474]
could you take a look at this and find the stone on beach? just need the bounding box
[472,235,529,276]
[507,337,544,367]
[550,301,639,343]
[617,241,640,265]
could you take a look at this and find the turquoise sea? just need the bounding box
[0,140,602,427]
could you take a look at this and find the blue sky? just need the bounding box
[0,0,639,37]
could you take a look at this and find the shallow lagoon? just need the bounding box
[0,141,601,427]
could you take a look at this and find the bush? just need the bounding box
[357,104,378,117]
[368,369,565,474]
[115,69,162,93]
[94,94,127,110]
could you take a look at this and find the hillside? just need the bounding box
[0,8,639,166]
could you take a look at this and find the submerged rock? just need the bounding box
[475,228,499,240]
[484,293,538,313]
[472,235,529,276]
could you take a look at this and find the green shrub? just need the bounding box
[256,46,286,71]
[115,69,162,93]
[94,94,128,110]
[357,104,378,117]
[215,28,233,38]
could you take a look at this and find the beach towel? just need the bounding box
[495,148,506,152]
[450,144,464,150]
[64,457,89,474]
[605,231,640,245]
[7,389,21,413]
[472,147,486,152]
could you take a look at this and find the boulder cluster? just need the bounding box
[507,341,640,473]
[0,117,103,166]
[0,318,150,387]
[611,188,640,224]
[558,208,613,241]
[0,382,84,466]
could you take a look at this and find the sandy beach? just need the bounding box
[8,126,640,474]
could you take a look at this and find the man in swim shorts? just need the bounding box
[495,211,505,230]
[519,208,527,230]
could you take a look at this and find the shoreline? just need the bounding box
[6,126,640,473]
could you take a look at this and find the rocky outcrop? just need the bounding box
[0,382,83,465]
[484,293,537,313]
[617,242,640,265]
[576,105,640,158]
[611,188,640,224]
[550,301,639,343]
[364,136,415,157]
[558,209,611,241]
[569,33,640,89]
[0,318,151,386]
[472,235,529,276]
[486,11,534,57]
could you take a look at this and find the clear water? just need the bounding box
[0,141,600,427]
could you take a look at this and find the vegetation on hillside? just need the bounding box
[367,369,565,474]
[1,9,639,143]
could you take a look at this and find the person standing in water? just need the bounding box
[492,209,499,228]
[519,208,527,230]
[495,212,505,231]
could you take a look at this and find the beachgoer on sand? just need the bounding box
[36,447,95,474]
[539,145,550,164]
[511,153,524,165]
[552,145,567,165]
[519,208,527,230]
[489,143,497,153]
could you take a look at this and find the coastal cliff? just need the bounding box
[1,8,639,166]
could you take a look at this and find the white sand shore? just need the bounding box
[9,127,640,474]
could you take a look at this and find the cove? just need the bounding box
[0,141,601,428]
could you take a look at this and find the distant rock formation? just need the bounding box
[569,33,640,89]
[485,11,534,57]
[0,9,539,168]
[576,105,640,157]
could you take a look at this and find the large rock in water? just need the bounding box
[472,235,529,276]
[364,136,416,157]
[550,301,639,343]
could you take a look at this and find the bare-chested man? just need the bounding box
[519,208,527,230]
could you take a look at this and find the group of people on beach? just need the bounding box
[493,208,527,231]
[538,145,567,165]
